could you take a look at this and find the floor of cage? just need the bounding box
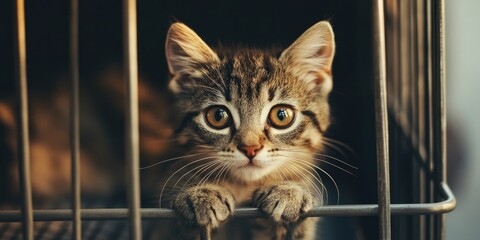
[0,218,359,240]
[0,220,137,240]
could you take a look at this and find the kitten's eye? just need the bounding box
[205,106,232,129]
[268,105,295,129]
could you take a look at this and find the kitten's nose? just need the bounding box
[238,145,263,159]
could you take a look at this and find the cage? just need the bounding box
[0,0,455,239]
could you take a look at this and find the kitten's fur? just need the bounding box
[160,21,335,240]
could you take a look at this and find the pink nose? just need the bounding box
[238,145,263,159]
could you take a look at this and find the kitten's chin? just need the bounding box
[231,166,274,183]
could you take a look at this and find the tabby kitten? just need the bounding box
[161,21,335,240]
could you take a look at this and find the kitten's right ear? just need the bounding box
[279,21,335,94]
[165,23,219,92]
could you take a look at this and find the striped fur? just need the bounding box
[162,21,335,239]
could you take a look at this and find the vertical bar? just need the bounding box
[70,0,81,239]
[14,0,33,239]
[437,0,446,185]
[425,0,435,238]
[123,0,142,238]
[415,1,427,238]
[200,226,212,240]
[372,0,391,239]
[435,0,447,238]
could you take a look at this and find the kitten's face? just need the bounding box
[165,22,335,183]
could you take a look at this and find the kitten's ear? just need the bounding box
[165,23,219,91]
[280,21,335,93]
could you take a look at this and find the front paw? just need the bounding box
[253,183,314,223]
[173,184,235,228]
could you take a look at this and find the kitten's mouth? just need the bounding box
[239,159,262,168]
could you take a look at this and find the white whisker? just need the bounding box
[313,153,357,169]
[214,162,230,185]
[212,67,227,89]
[174,160,219,191]
[283,161,324,203]
[198,68,225,90]
[322,137,357,157]
[159,156,217,207]
[281,155,340,205]
[281,149,357,171]
[310,157,355,176]
[140,152,211,170]
[191,83,223,96]
[197,163,225,189]
[321,140,348,158]
[287,160,327,203]
[301,160,339,205]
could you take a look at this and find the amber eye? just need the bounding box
[205,106,232,129]
[268,105,295,129]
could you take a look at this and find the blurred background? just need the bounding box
[446,0,480,239]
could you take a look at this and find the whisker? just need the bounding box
[199,68,225,90]
[212,67,227,90]
[298,160,339,205]
[282,156,340,205]
[159,156,217,207]
[310,157,355,176]
[195,161,222,187]
[322,137,357,157]
[197,163,225,189]
[192,83,224,95]
[320,141,348,158]
[214,163,230,185]
[276,153,327,200]
[140,152,212,170]
[287,160,327,203]
[196,145,215,149]
[278,149,357,173]
[276,165,289,183]
[221,163,234,184]
[174,160,219,191]
[284,161,324,203]
[313,153,358,169]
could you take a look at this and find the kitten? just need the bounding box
[159,21,335,240]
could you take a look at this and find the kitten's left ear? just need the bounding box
[280,21,335,93]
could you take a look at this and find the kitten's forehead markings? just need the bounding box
[224,101,241,129]
[268,87,276,102]
[301,110,324,134]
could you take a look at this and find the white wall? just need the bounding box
[446,0,480,239]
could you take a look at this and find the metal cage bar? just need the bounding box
[123,0,143,239]
[14,0,33,239]
[434,0,447,238]
[69,0,81,239]
[0,182,456,222]
[372,0,392,239]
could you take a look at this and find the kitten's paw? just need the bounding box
[173,184,235,229]
[253,183,313,223]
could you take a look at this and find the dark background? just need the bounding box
[0,0,378,239]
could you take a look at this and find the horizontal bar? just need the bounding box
[0,182,456,222]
